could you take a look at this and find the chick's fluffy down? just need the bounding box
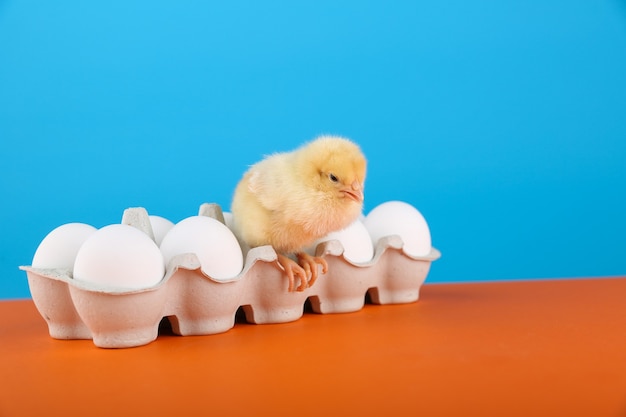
[231,135,366,254]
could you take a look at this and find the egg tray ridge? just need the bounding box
[21,226,440,349]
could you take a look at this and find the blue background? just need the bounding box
[1,1,625,300]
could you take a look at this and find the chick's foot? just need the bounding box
[276,254,308,292]
[296,252,328,289]
[276,253,328,292]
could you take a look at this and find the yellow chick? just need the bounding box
[231,135,367,292]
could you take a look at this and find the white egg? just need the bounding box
[159,216,243,281]
[311,219,374,263]
[149,215,175,246]
[73,224,165,290]
[364,201,432,257]
[32,223,97,270]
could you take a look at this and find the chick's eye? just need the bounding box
[328,173,339,183]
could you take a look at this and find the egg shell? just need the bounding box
[32,223,97,270]
[149,215,175,246]
[73,224,165,290]
[159,216,243,281]
[364,201,432,257]
[309,219,374,263]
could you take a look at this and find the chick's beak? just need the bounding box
[341,180,364,203]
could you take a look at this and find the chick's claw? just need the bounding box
[276,253,328,292]
[277,254,309,292]
[296,252,328,289]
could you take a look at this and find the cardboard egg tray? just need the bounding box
[21,206,440,349]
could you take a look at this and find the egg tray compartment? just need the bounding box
[22,235,440,348]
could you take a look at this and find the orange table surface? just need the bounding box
[1,277,626,417]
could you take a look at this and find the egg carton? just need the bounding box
[20,204,440,349]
